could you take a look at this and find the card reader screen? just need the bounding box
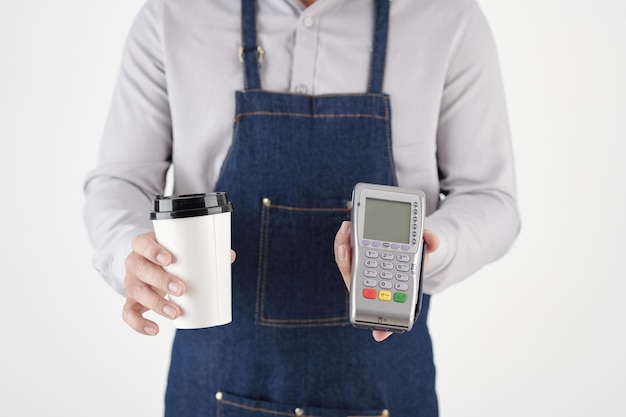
[363,198,411,244]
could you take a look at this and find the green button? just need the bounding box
[393,292,407,303]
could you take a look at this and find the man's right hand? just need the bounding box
[122,232,186,336]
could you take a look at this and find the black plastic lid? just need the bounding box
[150,193,233,220]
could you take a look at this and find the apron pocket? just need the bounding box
[256,196,351,328]
[216,391,389,417]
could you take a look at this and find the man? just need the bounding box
[84,0,520,415]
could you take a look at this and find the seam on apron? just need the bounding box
[235,112,388,122]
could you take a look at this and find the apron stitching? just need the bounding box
[255,202,271,325]
[242,89,390,99]
[345,284,350,321]
[219,399,298,416]
[235,111,387,121]
[257,321,348,328]
[267,204,350,212]
[383,97,398,186]
[259,316,347,324]
[348,415,388,417]
[220,398,386,417]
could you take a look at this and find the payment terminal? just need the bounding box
[349,183,426,333]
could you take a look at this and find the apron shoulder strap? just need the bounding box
[241,0,262,90]
[368,0,391,94]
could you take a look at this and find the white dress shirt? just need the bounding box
[84,0,520,295]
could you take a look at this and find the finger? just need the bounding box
[125,251,185,297]
[122,299,160,336]
[132,231,174,267]
[231,250,236,264]
[124,270,182,321]
[334,221,352,289]
[372,330,393,342]
[422,229,440,268]
[423,229,440,254]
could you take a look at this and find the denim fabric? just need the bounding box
[165,1,437,416]
[369,0,390,94]
[241,0,260,90]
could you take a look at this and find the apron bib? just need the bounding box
[166,1,437,415]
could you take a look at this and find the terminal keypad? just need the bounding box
[362,248,413,303]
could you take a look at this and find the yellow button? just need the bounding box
[379,290,392,301]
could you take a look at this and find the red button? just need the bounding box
[363,288,377,299]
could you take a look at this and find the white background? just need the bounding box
[1,0,624,415]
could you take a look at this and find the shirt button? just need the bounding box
[295,84,308,94]
[303,16,314,28]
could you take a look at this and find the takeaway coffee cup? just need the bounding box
[150,193,234,329]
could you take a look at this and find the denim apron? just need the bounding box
[165,1,437,416]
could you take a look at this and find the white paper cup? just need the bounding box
[150,193,233,329]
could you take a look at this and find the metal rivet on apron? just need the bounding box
[294,408,304,416]
[381,409,390,417]
[262,197,271,207]
[215,391,223,401]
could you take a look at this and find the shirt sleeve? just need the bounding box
[423,1,521,294]
[83,0,171,295]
